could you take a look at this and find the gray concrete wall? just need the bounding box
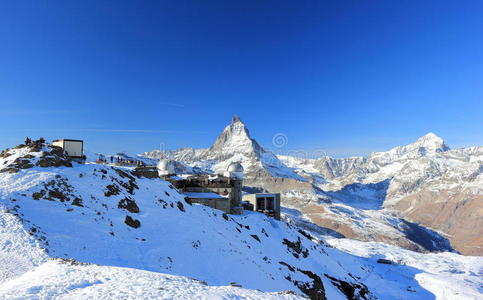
[215,199,231,214]
[189,197,231,214]
[229,179,243,214]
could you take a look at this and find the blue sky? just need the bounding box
[1,1,482,157]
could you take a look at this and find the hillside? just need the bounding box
[0,142,369,299]
[2,142,482,299]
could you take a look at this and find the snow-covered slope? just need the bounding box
[0,142,372,299]
[1,141,482,299]
[326,238,483,300]
[0,260,302,300]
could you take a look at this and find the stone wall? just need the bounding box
[133,167,159,179]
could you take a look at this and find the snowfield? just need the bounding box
[327,238,483,300]
[0,260,303,300]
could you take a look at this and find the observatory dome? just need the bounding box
[227,162,244,173]
[157,159,176,175]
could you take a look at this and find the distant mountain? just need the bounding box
[143,117,483,255]
[281,133,483,255]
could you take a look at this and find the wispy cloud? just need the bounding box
[157,102,185,108]
[73,129,174,133]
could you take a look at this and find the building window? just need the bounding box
[257,197,265,211]
[266,197,274,210]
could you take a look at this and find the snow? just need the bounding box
[327,238,483,300]
[282,200,454,254]
[0,260,303,300]
[0,210,48,285]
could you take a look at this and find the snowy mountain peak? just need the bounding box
[211,116,260,155]
[232,115,242,124]
[412,132,449,152]
[227,115,249,135]
[368,132,450,163]
[142,116,302,179]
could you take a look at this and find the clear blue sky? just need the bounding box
[1,1,482,157]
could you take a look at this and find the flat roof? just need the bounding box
[53,139,84,143]
[184,192,228,199]
[244,193,279,196]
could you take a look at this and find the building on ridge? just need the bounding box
[52,139,84,162]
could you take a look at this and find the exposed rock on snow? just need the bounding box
[0,142,72,174]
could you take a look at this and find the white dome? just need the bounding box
[227,162,244,173]
[157,159,176,175]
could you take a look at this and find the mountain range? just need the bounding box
[143,116,483,256]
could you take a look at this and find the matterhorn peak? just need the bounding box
[229,115,248,130]
[231,115,242,124]
[210,116,260,155]
[229,115,249,132]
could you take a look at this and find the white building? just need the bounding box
[52,139,84,159]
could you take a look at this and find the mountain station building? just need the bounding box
[52,139,84,161]
[242,193,281,220]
